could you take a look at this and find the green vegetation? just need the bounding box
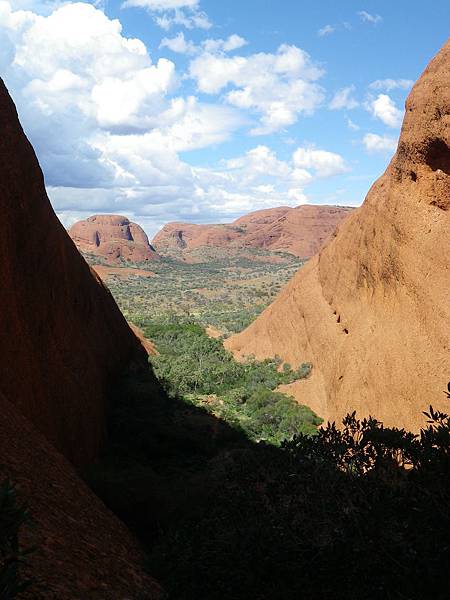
[0,480,33,598]
[84,246,303,334]
[144,318,320,444]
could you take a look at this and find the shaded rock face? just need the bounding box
[226,41,450,432]
[0,78,152,466]
[0,392,162,599]
[152,205,354,259]
[0,79,162,597]
[70,214,159,264]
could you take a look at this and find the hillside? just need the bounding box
[225,40,450,432]
[152,204,354,260]
[0,78,162,597]
[69,214,159,264]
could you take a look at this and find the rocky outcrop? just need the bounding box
[152,205,353,259]
[0,78,162,596]
[70,214,159,264]
[226,41,450,432]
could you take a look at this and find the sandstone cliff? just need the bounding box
[153,205,353,259]
[0,78,162,597]
[69,214,159,264]
[226,41,450,432]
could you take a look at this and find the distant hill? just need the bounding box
[69,214,160,264]
[152,205,354,260]
[225,40,450,433]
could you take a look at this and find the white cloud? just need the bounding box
[123,0,199,8]
[292,147,349,178]
[318,21,352,37]
[0,0,350,235]
[287,188,308,204]
[357,10,382,24]
[189,44,325,134]
[363,133,398,153]
[122,0,211,30]
[368,93,403,128]
[160,32,247,55]
[318,24,335,37]
[255,184,274,194]
[159,31,196,54]
[329,85,359,110]
[0,2,246,224]
[202,34,247,53]
[154,8,211,29]
[369,78,413,91]
[346,117,360,131]
[225,145,291,180]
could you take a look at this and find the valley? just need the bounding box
[84,246,322,446]
[0,6,448,599]
[89,247,303,334]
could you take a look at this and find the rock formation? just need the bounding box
[226,40,450,432]
[0,79,162,596]
[70,214,159,264]
[152,205,353,259]
[0,391,162,599]
[0,83,149,465]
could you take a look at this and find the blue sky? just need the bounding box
[0,0,448,237]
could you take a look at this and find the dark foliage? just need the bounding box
[149,405,450,600]
[0,480,33,598]
[88,365,450,600]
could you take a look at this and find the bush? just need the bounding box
[144,318,321,444]
[150,404,450,600]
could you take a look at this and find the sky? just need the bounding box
[0,0,448,237]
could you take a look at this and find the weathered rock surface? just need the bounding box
[152,205,354,259]
[70,214,159,264]
[226,41,450,432]
[0,79,162,597]
[0,392,162,599]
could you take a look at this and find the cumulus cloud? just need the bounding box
[202,34,247,53]
[367,93,403,128]
[189,44,325,134]
[357,10,382,24]
[292,147,349,178]
[363,133,398,153]
[0,1,350,234]
[287,188,308,204]
[159,31,197,54]
[369,78,414,91]
[0,2,247,225]
[329,85,359,110]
